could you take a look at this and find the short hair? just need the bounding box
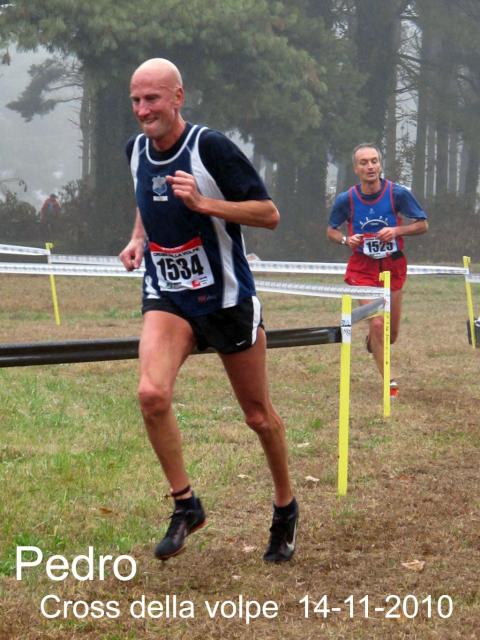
[352,143,383,166]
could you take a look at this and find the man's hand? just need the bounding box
[166,170,204,211]
[348,233,364,249]
[119,237,144,271]
[376,226,398,242]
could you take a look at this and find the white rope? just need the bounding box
[0,254,470,295]
[46,254,466,276]
[407,264,468,275]
[0,247,468,276]
[255,279,384,299]
[249,260,467,276]
[0,262,141,278]
[0,263,388,299]
[50,254,124,265]
[466,274,480,284]
[0,243,50,256]
[250,260,347,274]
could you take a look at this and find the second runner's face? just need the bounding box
[130,70,183,149]
[353,148,382,188]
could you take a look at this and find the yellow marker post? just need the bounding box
[380,271,391,418]
[45,242,61,326]
[337,294,352,496]
[463,256,475,349]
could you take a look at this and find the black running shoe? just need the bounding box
[263,498,299,563]
[154,497,206,560]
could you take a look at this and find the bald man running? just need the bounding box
[120,58,298,563]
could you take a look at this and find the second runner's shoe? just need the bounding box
[390,379,399,400]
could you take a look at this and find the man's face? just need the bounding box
[353,147,382,185]
[129,70,183,146]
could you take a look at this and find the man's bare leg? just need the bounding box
[364,289,403,378]
[221,328,297,562]
[138,310,196,495]
[220,329,293,506]
[138,311,207,559]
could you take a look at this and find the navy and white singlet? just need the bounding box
[127,124,269,317]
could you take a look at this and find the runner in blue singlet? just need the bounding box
[327,143,428,398]
[120,58,298,564]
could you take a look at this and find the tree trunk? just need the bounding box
[384,18,402,180]
[79,66,95,185]
[335,160,347,195]
[354,1,406,144]
[92,79,136,252]
[458,141,468,195]
[435,119,449,196]
[448,131,458,194]
[297,152,327,222]
[412,11,434,201]
[385,91,398,181]
[274,160,297,234]
[426,123,436,198]
[263,158,275,196]
[464,143,480,213]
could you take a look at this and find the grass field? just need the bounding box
[0,270,479,639]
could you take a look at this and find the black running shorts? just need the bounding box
[142,295,264,354]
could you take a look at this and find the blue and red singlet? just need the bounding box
[328,179,427,290]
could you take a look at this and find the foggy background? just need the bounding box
[1,48,81,204]
[1,1,479,263]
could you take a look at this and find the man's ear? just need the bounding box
[174,86,184,108]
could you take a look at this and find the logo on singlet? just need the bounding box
[152,175,168,202]
[360,213,389,229]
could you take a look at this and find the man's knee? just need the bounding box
[370,316,384,339]
[245,405,282,437]
[138,379,172,418]
[371,316,400,344]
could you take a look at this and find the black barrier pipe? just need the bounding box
[0,326,341,368]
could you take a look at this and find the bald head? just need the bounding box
[129,58,186,150]
[131,58,183,90]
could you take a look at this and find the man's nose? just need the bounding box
[135,100,150,116]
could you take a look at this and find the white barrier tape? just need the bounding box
[250,260,468,276]
[255,279,384,299]
[407,264,468,275]
[46,255,343,272]
[0,243,50,256]
[0,263,387,299]
[0,260,467,297]
[250,260,347,274]
[2,248,468,277]
[0,262,141,278]
[50,254,125,265]
[466,274,480,283]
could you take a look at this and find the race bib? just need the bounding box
[149,237,214,291]
[362,233,398,259]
